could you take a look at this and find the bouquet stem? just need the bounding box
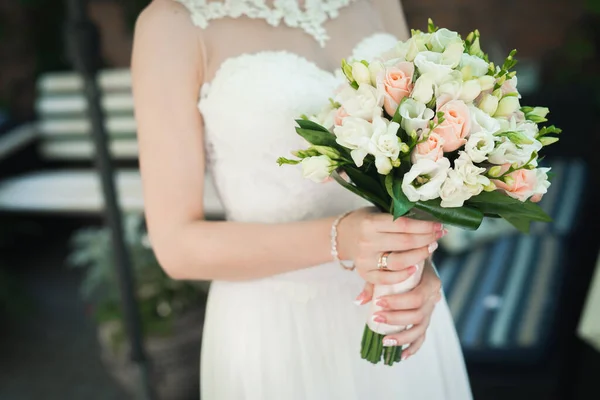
[360,324,402,365]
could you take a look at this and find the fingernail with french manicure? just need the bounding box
[372,315,386,323]
[428,242,439,253]
[401,352,410,361]
[375,298,388,308]
[383,338,398,347]
[353,291,366,306]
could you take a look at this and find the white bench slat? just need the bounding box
[39,139,139,160]
[0,124,38,161]
[36,93,134,115]
[39,116,137,136]
[37,69,132,93]
[0,169,224,216]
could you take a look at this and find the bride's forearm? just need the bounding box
[152,217,338,281]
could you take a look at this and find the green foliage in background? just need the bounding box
[68,214,208,346]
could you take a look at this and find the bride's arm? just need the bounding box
[372,0,411,41]
[132,0,440,282]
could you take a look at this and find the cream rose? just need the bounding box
[411,131,445,163]
[433,99,472,152]
[376,61,414,116]
[402,157,451,202]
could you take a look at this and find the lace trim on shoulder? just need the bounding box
[174,0,357,47]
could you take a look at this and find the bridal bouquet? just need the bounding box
[278,20,559,365]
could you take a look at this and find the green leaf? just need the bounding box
[331,171,389,212]
[390,177,415,220]
[501,214,531,233]
[295,128,338,148]
[295,119,331,133]
[414,199,484,230]
[344,167,389,203]
[467,191,552,222]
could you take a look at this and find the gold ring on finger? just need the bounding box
[377,251,392,271]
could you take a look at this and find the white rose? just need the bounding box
[440,170,473,207]
[454,152,490,195]
[460,54,490,78]
[494,96,520,118]
[301,155,334,183]
[402,157,451,202]
[429,28,461,52]
[411,74,435,104]
[465,130,495,163]
[478,75,496,91]
[335,84,382,121]
[399,98,435,136]
[414,51,454,83]
[441,41,465,68]
[469,105,501,134]
[352,62,371,86]
[478,94,499,116]
[333,116,373,167]
[459,79,482,103]
[406,33,431,61]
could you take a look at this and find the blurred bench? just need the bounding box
[0,69,223,217]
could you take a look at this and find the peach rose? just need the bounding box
[433,100,471,152]
[377,62,414,116]
[411,131,445,163]
[334,107,349,126]
[492,168,537,202]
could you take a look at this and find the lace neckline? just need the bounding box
[175,0,358,47]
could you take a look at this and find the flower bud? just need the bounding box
[478,94,499,116]
[494,96,520,117]
[478,75,495,91]
[460,79,482,103]
[311,145,341,159]
[411,74,435,104]
[488,165,503,178]
[352,62,371,86]
[368,61,384,86]
[341,59,353,82]
[503,175,515,186]
[539,137,559,146]
[400,143,410,153]
[483,181,496,192]
[392,158,402,168]
[469,37,482,57]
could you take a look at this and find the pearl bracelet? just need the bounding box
[331,211,355,271]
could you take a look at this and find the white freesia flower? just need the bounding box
[469,105,501,134]
[440,170,473,207]
[399,98,435,135]
[531,167,551,202]
[368,61,384,86]
[459,79,482,103]
[406,33,431,61]
[441,41,465,68]
[333,116,373,167]
[414,51,454,83]
[494,96,520,118]
[460,54,490,78]
[380,41,410,62]
[308,103,336,130]
[402,157,451,202]
[429,28,461,52]
[352,62,371,86]
[335,84,382,121]
[454,152,490,195]
[488,136,542,166]
[301,155,335,183]
[437,73,463,102]
[411,74,435,104]
[465,130,495,163]
[369,116,401,175]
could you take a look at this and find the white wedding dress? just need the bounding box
[174,1,473,398]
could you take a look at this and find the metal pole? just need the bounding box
[63,1,155,399]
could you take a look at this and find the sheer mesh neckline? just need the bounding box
[174,0,358,47]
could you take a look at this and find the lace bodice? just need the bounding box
[198,33,398,223]
[175,0,357,46]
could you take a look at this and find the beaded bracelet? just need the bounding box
[330,211,355,271]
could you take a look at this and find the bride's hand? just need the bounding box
[366,260,443,360]
[338,208,445,286]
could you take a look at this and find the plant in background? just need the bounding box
[68,214,208,348]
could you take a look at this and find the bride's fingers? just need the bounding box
[376,245,437,272]
[354,282,374,305]
[364,265,418,285]
[371,308,425,326]
[370,230,444,252]
[402,333,427,361]
[381,320,427,349]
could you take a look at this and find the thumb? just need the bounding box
[354,282,374,306]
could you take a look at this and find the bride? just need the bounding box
[132,0,472,398]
